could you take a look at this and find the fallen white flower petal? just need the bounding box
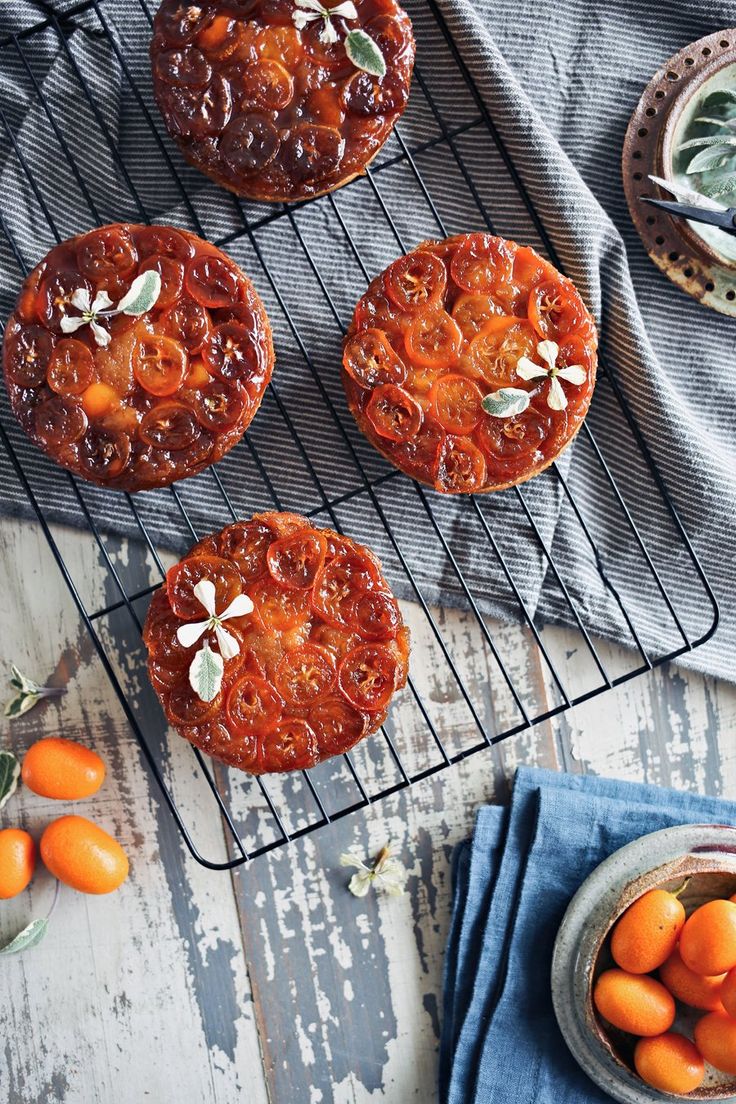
[348,871,373,897]
[340,852,370,871]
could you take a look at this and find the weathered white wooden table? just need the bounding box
[1,515,733,1104]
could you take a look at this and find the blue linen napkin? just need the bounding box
[442,767,736,1104]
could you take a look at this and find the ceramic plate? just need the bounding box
[551,823,736,1104]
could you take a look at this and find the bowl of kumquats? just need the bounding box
[552,825,736,1103]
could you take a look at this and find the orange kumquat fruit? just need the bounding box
[21,737,105,801]
[680,899,736,976]
[659,945,726,1012]
[610,889,685,974]
[694,1010,736,1075]
[0,828,36,899]
[593,969,676,1036]
[40,815,128,894]
[634,1032,705,1094]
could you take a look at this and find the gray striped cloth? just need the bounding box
[0,0,733,682]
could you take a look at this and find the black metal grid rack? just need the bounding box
[0,0,719,868]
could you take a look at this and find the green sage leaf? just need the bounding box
[678,135,736,153]
[4,692,41,719]
[345,29,386,77]
[481,387,531,419]
[702,89,736,109]
[0,750,20,810]
[117,269,162,316]
[687,146,736,174]
[647,175,727,210]
[700,173,736,199]
[694,116,736,130]
[0,917,49,955]
[188,643,223,703]
[10,665,40,694]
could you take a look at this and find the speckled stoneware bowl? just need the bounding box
[552,824,736,1104]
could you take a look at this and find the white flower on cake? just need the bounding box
[291,0,386,76]
[177,579,254,659]
[515,339,587,412]
[292,0,357,43]
[177,579,254,702]
[60,269,162,349]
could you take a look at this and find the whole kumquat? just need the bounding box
[21,737,105,801]
[634,1032,705,1094]
[593,969,676,1036]
[694,1010,736,1075]
[0,828,36,899]
[719,967,736,1019]
[40,815,128,895]
[680,899,736,976]
[610,888,686,974]
[659,945,726,1012]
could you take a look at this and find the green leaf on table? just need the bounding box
[117,269,161,316]
[10,665,40,694]
[188,642,224,703]
[0,917,49,956]
[0,750,20,810]
[4,692,41,720]
[345,29,386,77]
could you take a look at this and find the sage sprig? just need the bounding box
[0,880,60,956]
[0,750,20,810]
[5,665,65,720]
[677,87,736,201]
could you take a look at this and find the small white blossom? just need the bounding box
[340,841,406,897]
[59,271,161,348]
[515,339,586,412]
[176,579,254,660]
[292,0,358,44]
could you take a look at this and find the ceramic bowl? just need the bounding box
[552,824,736,1103]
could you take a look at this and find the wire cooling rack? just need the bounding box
[0,0,719,867]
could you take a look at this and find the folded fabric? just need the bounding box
[442,767,736,1104]
[0,1,733,681]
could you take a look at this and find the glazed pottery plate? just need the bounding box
[551,824,736,1103]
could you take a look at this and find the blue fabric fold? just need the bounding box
[441,767,736,1104]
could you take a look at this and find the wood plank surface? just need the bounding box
[1,514,734,1104]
